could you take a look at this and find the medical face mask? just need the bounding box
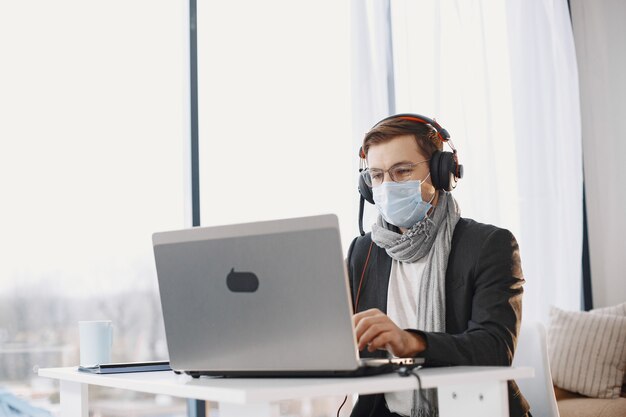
[372,174,435,228]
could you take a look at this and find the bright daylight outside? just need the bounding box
[0,0,187,415]
[0,0,351,416]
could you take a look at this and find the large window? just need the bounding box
[196,0,357,250]
[0,0,189,415]
[195,2,353,414]
[2,0,356,415]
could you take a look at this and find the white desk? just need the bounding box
[39,366,533,417]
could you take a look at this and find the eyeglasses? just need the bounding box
[361,159,430,187]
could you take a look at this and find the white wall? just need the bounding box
[571,0,626,308]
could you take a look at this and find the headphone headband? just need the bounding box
[372,113,450,144]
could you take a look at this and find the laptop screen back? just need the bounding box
[153,214,360,372]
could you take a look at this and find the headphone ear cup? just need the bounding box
[430,151,444,190]
[358,173,375,204]
[430,151,456,191]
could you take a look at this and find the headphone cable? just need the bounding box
[336,395,348,417]
[336,367,432,417]
[398,366,433,415]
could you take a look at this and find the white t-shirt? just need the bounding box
[386,258,428,344]
[385,258,428,415]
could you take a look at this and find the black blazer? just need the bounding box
[347,218,530,417]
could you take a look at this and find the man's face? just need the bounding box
[366,134,435,197]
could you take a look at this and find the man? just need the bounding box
[347,114,530,417]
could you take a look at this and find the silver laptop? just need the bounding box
[152,214,422,377]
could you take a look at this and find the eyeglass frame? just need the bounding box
[361,159,431,188]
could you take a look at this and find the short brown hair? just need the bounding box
[362,118,443,158]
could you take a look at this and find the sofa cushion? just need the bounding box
[557,397,626,417]
[554,385,585,401]
[548,306,626,399]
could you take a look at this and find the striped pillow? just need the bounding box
[592,302,626,317]
[548,306,626,399]
[592,302,626,388]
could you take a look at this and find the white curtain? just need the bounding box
[351,0,397,232]
[570,0,626,308]
[504,0,583,319]
[354,0,583,322]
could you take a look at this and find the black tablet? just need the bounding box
[78,361,171,374]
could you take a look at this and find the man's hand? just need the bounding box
[353,308,426,357]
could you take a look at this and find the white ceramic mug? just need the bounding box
[79,320,113,366]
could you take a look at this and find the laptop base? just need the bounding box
[181,359,424,378]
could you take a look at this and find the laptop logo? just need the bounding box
[226,268,259,293]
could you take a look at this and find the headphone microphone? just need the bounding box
[357,113,463,236]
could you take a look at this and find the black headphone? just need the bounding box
[357,113,464,235]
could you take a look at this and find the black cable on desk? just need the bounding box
[336,395,348,417]
[336,366,432,417]
[398,366,434,415]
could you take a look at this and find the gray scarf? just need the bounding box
[371,192,461,417]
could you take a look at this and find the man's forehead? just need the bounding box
[367,136,425,167]
[368,135,419,153]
